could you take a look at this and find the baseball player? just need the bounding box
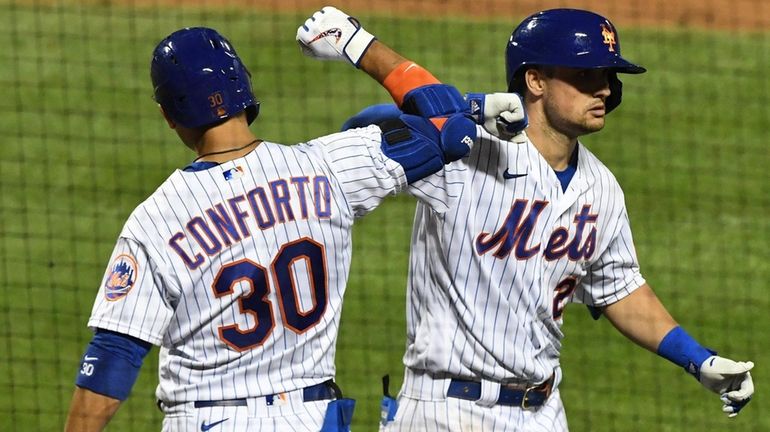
[62,26,522,432]
[299,7,756,431]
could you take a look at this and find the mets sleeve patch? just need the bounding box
[104,253,138,301]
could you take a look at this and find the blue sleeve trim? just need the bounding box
[183,161,220,172]
[657,326,714,376]
[74,329,152,400]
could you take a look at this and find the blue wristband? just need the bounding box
[75,329,152,400]
[657,326,714,377]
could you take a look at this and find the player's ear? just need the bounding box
[158,105,176,129]
[524,68,546,97]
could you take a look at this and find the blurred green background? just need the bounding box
[0,1,767,431]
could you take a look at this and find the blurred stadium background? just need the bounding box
[0,0,767,430]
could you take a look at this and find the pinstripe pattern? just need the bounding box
[87,125,452,414]
[391,129,645,429]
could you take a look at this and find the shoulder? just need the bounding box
[118,171,185,239]
[577,144,625,195]
[304,125,383,149]
[300,126,393,172]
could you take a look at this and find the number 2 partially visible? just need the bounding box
[212,237,328,351]
[552,276,577,320]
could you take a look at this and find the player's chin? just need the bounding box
[581,116,605,133]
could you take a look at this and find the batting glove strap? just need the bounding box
[342,18,375,67]
[465,92,487,122]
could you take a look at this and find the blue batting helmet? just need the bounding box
[151,27,259,129]
[505,9,646,113]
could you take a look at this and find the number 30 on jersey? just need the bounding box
[212,237,327,351]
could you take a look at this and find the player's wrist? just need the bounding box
[465,92,528,139]
[344,24,376,67]
[656,326,715,379]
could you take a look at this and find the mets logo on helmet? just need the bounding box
[600,23,617,52]
[104,254,138,301]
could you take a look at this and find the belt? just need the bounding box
[447,375,554,409]
[159,380,341,410]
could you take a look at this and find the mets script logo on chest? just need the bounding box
[475,200,598,261]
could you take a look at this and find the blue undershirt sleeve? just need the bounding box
[74,328,153,401]
[341,104,402,131]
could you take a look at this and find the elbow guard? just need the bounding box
[401,84,467,118]
[379,113,474,183]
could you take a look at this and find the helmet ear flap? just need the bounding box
[606,72,622,114]
[245,104,260,125]
[507,70,526,94]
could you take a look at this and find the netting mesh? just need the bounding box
[0,1,767,430]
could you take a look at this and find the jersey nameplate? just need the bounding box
[169,175,332,270]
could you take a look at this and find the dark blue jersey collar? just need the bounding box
[183,161,220,172]
[554,146,579,192]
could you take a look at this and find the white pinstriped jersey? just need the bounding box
[87,125,455,403]
[403,130,646,387]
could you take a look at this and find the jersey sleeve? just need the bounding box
[87,236,174,346]
[313,125,454,217]
[572,208,646,307]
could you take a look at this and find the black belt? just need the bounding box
[159,380,341,410]
[447,376,554,409]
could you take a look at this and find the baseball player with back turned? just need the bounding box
[62,25,524,432]
[298,7,756,431]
